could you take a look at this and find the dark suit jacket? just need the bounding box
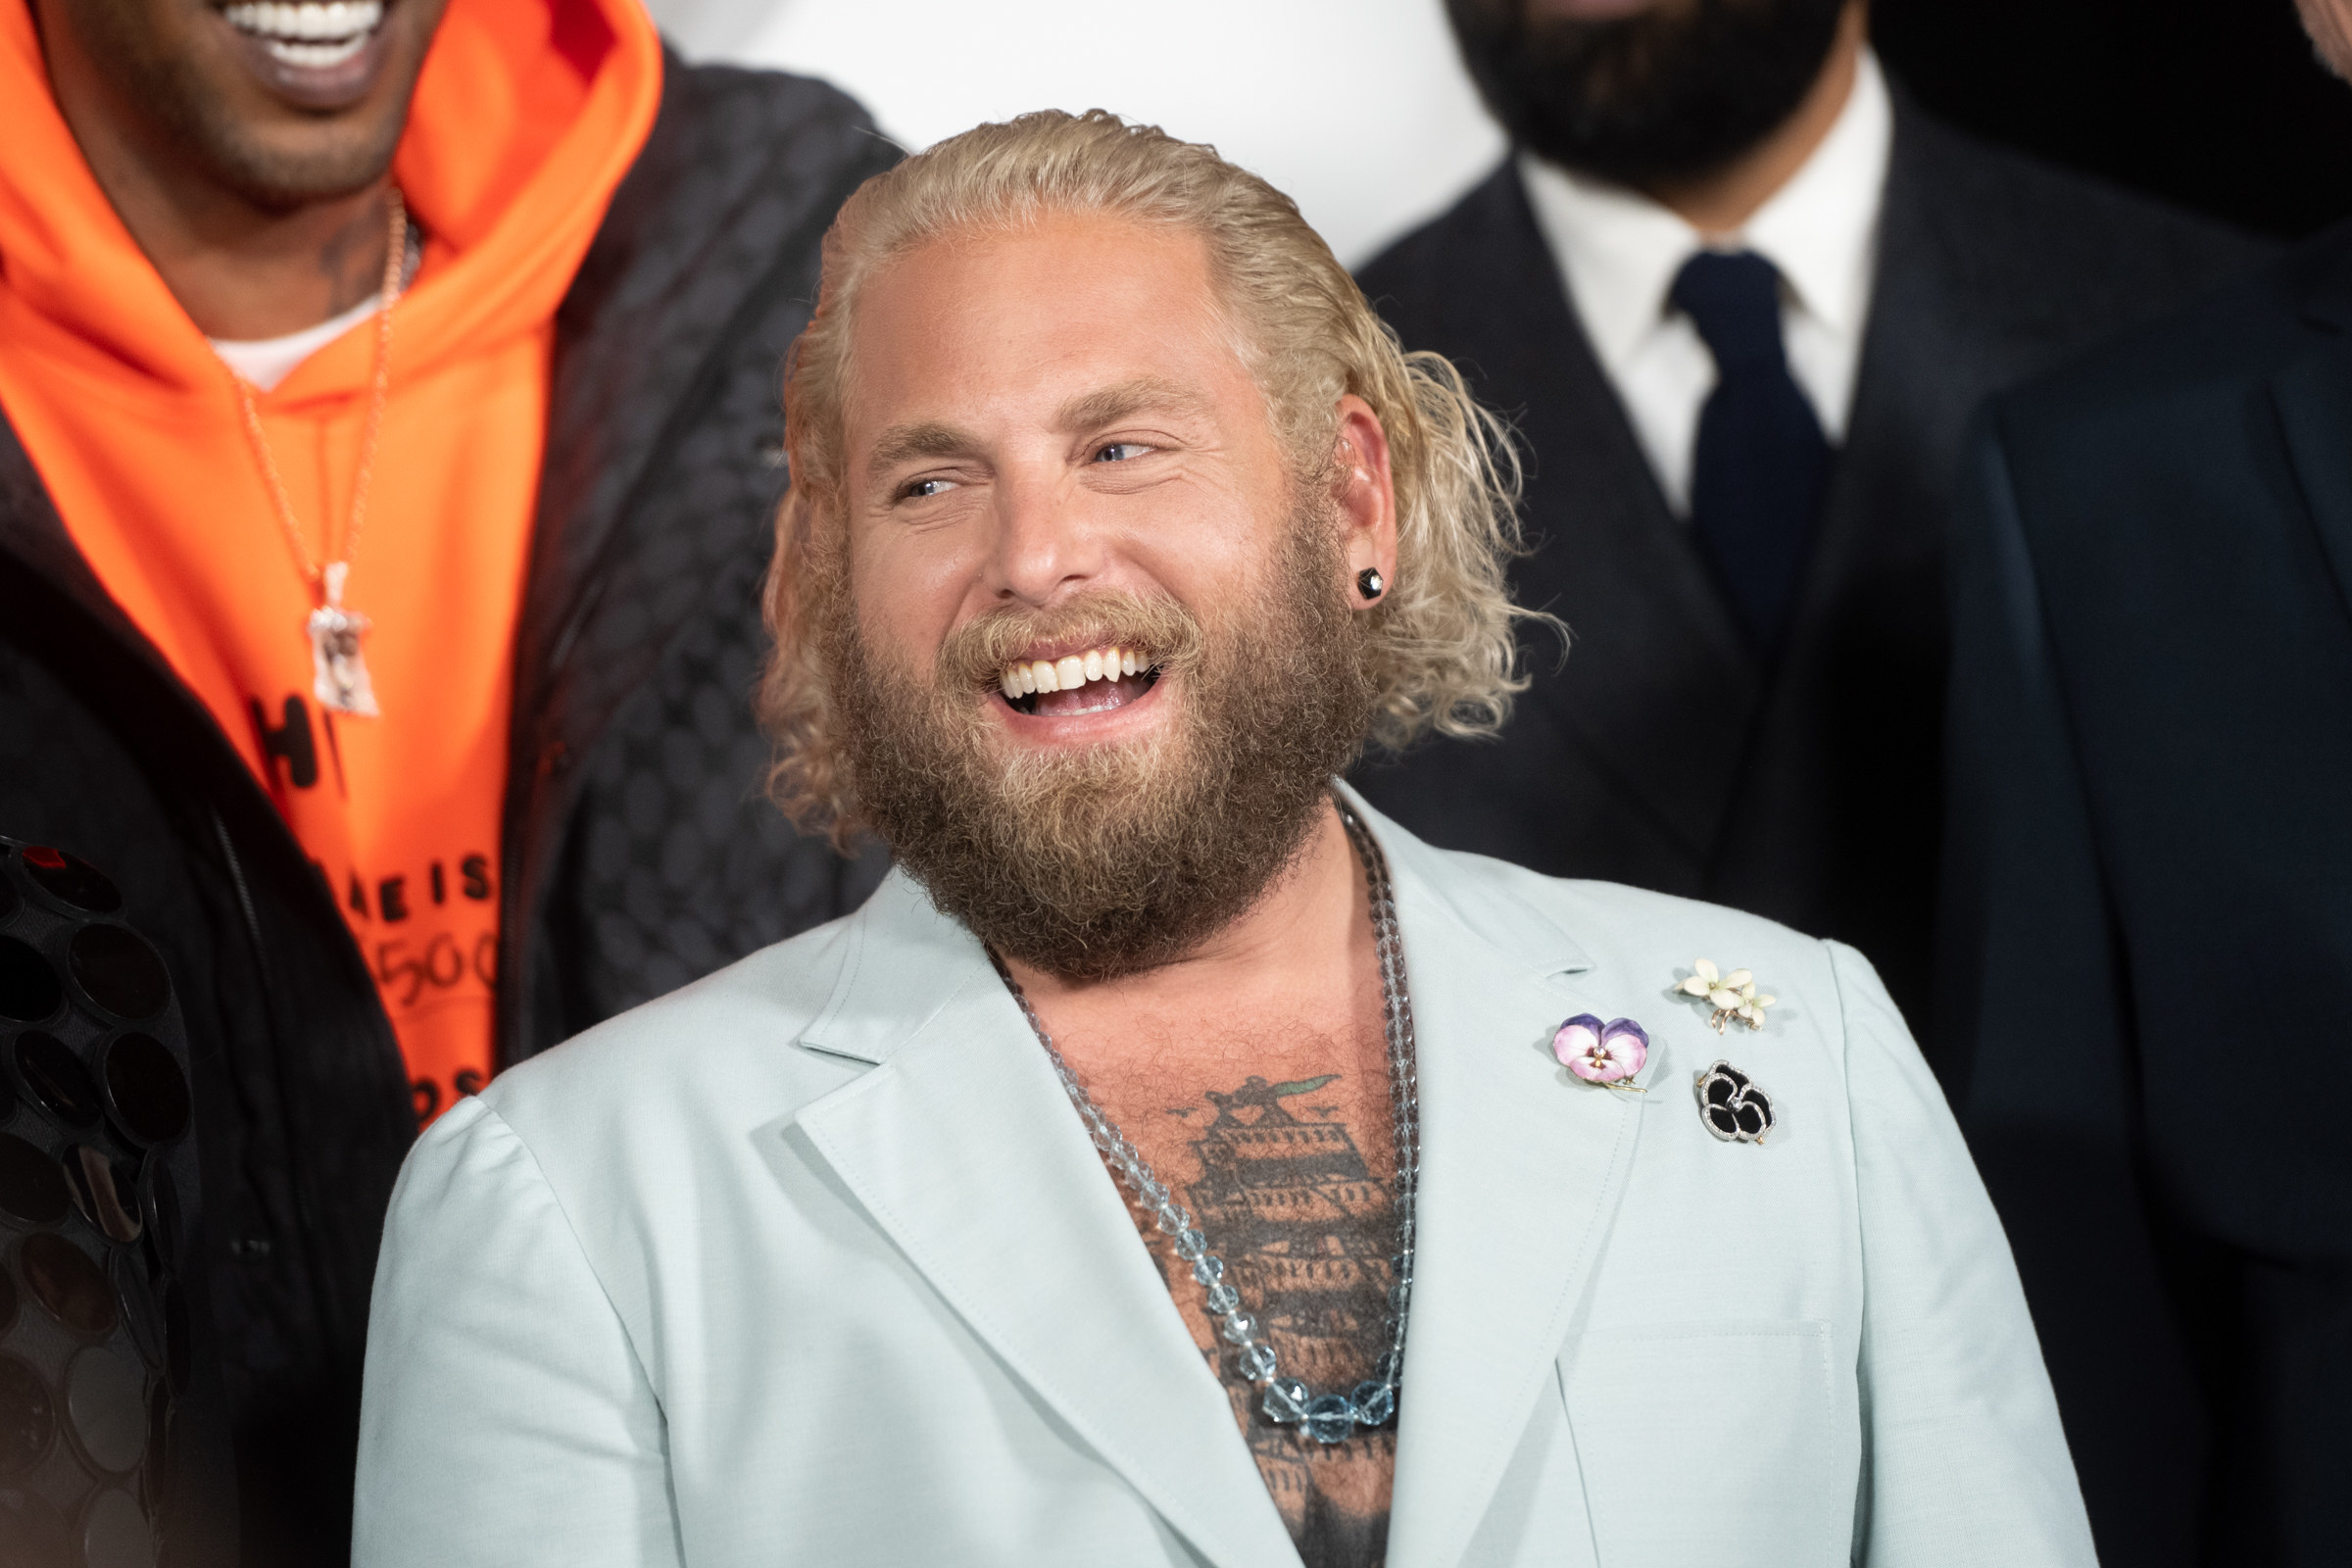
[1350,95,2268,1021]
[1938,224,2352,1568]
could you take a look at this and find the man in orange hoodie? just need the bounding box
[0,0,893,1560]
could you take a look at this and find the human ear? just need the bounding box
[1331,396,1398,611]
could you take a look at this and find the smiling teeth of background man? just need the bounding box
[998,645,1144,701]
[220,1,384,67]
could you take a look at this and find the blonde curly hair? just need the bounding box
[761,110,1544,842]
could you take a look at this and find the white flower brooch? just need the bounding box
[1678,958,1775,1033]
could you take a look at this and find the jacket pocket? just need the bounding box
[1557,1320,1847,1567]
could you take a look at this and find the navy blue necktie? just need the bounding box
[1670,250,1830,656]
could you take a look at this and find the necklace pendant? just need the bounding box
[309,563,379,717]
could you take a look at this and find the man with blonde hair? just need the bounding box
[353,112,2091,1568]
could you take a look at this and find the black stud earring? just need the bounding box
[1356,567,1385,601]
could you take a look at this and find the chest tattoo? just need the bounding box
[1135,1070,1396,1568]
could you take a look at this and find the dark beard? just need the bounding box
[826,521,1374,983]
[1446,0,1847,188]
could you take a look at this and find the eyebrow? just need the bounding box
[864,420,979,482]
[862,377,1215,485]
[1053,376,1212,433]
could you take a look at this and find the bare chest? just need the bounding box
[1072,1026,1403,1567]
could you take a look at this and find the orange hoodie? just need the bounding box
[0,0,662,1118]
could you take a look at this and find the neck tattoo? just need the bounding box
[996,799,1421,1443]
[225,187,413,718]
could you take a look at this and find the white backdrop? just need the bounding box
[644,0,1506,268]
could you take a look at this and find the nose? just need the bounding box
[985,465,1110,608]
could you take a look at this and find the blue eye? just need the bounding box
[1095,442,1151,464]
[903,477,955,499]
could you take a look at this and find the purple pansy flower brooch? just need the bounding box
[1552,1014,1649,1092]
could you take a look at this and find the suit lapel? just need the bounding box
[1411,164,1761,864]
[1698,99,2009,1012]
[793,808,1649,1568]
[0,416,173,681]
[2271,306,2352,628]
[791,875,1302,1568]
[1761,93,1998,712]
[1364,808,1646,1568]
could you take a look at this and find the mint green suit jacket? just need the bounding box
[354,790,2093,1567]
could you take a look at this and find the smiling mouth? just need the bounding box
[220,0,385,69]
[997,644,1162,718]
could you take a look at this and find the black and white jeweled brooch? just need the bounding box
[1693,1059,1776,1145]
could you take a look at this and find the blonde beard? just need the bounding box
[826,522,1374,981]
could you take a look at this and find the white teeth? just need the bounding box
[1001,644,1149,704]
[265,35,367,65]
[220,0,385,55]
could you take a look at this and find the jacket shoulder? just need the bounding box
[1961,229,2346,626]
[1397,840,1891,1095]
[482,909,868,1135]
[1995,224,2344,430]
[1388,827,1857,1004]
[586,54,894,270]
[1353,160,1530,338]
[1891,101,2276,302]
[654,55,885,165]
[1532,865,1839,982]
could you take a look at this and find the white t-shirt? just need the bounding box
[209,290,384,392]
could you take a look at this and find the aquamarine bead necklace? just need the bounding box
[995,801,1419,1445]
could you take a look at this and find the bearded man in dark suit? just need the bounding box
[1936,0,2352,1558]
[1351,0,2268,1023]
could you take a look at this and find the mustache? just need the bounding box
[933,590,1209,691]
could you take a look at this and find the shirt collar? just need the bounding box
[1518,47,1892,377]
[1744,46,1890,347]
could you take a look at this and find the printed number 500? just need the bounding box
[375,932,498,1006]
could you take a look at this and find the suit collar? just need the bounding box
[2289,219,2352,333]
[1348,786,1592,983]
[797,787,1598,1073]
[0,414,160,671]
[1436,161,1762,865]
[2271,306,2352,626]
[794,869,987,1067]
[790,797,1638,1568]
[789,870,1301,1568]
[1371,808,1645,1568]
[1514,48,1892,449]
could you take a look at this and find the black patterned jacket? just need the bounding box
[0,58,892,1566]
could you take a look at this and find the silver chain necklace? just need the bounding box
[994,800,1421,1445]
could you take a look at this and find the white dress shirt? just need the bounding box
[1518,49,1892,514]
